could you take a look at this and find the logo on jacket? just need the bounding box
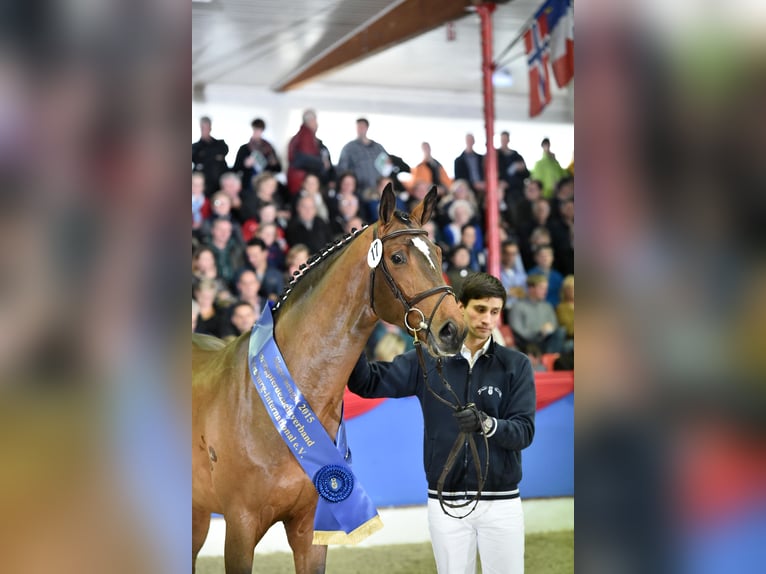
[477,385,502,399]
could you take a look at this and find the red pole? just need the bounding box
[477,3,500,280]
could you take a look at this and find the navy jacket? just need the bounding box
[348,338,535,499]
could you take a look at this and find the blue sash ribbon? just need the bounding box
[248,304,383,545]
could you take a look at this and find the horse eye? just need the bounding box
[390,253,406,265]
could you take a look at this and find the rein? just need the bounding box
[368,223,489,519]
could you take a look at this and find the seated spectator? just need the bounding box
[256,220,287,272]
[193,278,227,338]
[221,300,259,341]
[218,172,244,223]
[521,225,552,271]
[203,218,244,289]
[527,245,564,307]
[444,244,473,295]
[331,193,364,237]
[242,238,284,302]
[442,199,484,251]
[460,223,485,272]
[436,179,479,230]
[499,239,527,318]
[556,275,574,349]
[549,197,574,276]
[192,299,200,333]
[202,191,244,245]
[284,243,311,283]
[361,176,408,223]
[192,172,210,240]
[285,193,335,255]
[509,274,566,354]
[298,173,330,223]
[327,171,360,221]
[242,171,290,224]
[525,344,548,372]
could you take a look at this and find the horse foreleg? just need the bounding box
[192,506,211,574]
[223,512,265,574]
[284,511,328,574]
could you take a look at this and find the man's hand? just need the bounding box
[453,405,495,435]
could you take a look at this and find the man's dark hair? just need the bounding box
[251,118,266,130]
[246,237,267,250]
[502,239,518,250]
[458,272,506,307]
[356,117,369,127]
[500,130,510,137]
[541,137,550,146]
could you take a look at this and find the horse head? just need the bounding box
[370,183,465,356]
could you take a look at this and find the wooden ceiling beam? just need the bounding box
[273,0,476,92]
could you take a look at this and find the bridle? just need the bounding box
[368,226,455,343]
[368,223,489,518]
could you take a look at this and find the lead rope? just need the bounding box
[410,331,490,520]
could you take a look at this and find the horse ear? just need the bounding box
[411,185,438,226]
[378,182,396,224]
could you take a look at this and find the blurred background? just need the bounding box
[1,0,765,573]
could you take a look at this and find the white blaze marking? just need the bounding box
[412,237,436,270]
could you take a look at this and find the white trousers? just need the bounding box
[427,497,525,574]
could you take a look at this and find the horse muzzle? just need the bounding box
[427,319,465,357]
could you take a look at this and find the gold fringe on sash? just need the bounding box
[312,514,384,545]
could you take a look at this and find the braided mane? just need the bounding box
[272,225,369,317]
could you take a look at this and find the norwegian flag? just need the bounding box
[523,13,552,117]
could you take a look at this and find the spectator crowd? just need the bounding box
[192,112,574,366]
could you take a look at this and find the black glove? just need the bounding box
[453,405,494,434]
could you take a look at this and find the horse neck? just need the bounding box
[274,240,377,426]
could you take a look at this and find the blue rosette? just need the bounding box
[313,464,354,503]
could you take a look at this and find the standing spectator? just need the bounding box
[242,238,284,302]
[454,133,485,198]
[233,118,282,193]
[337,118,392,196]
[286,109,334,196]
[531,137,567,199]
[509,273,566,354]
[192,116,229,197]
[348,272,535,574]
[528,245,564,307]
[205,218,244,289]
[407,141,453,194]
[499,239,527,315]
[496,131,530,210]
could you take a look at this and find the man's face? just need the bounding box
[535,248,554,269]
[192,175,205,197]
[231,304,256,334]
[356,121,368,139]
[501,245,519,266]
[465,134,475,148]
[245,246,265,268]
[459,297,504,342]
[200,120,211,138]
[525,181,541,201]
[529,281,549,301]
[297,197,316,221]
[221,176,241,196]
[237,271,259,297]
[212,220,232,243]
[500,133,509,147]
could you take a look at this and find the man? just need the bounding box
[205,217,244,288]
[192,116,229,197]
[287,109,335,196]
[337,118,392,194]
[454,133,486,197]
[509,273,566,354]
[406,141,453,194]
[348,272,535,574]
[530,137,567,199]
[500,239,528,316]
[285,193,334,256]
[496,130,530,211]
[232,117,282,193]
[242,238,284,302]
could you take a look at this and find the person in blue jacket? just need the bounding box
[348,272,536,573]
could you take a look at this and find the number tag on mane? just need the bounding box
[367,239,383,268]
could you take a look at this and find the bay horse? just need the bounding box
[192,184,465,574]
